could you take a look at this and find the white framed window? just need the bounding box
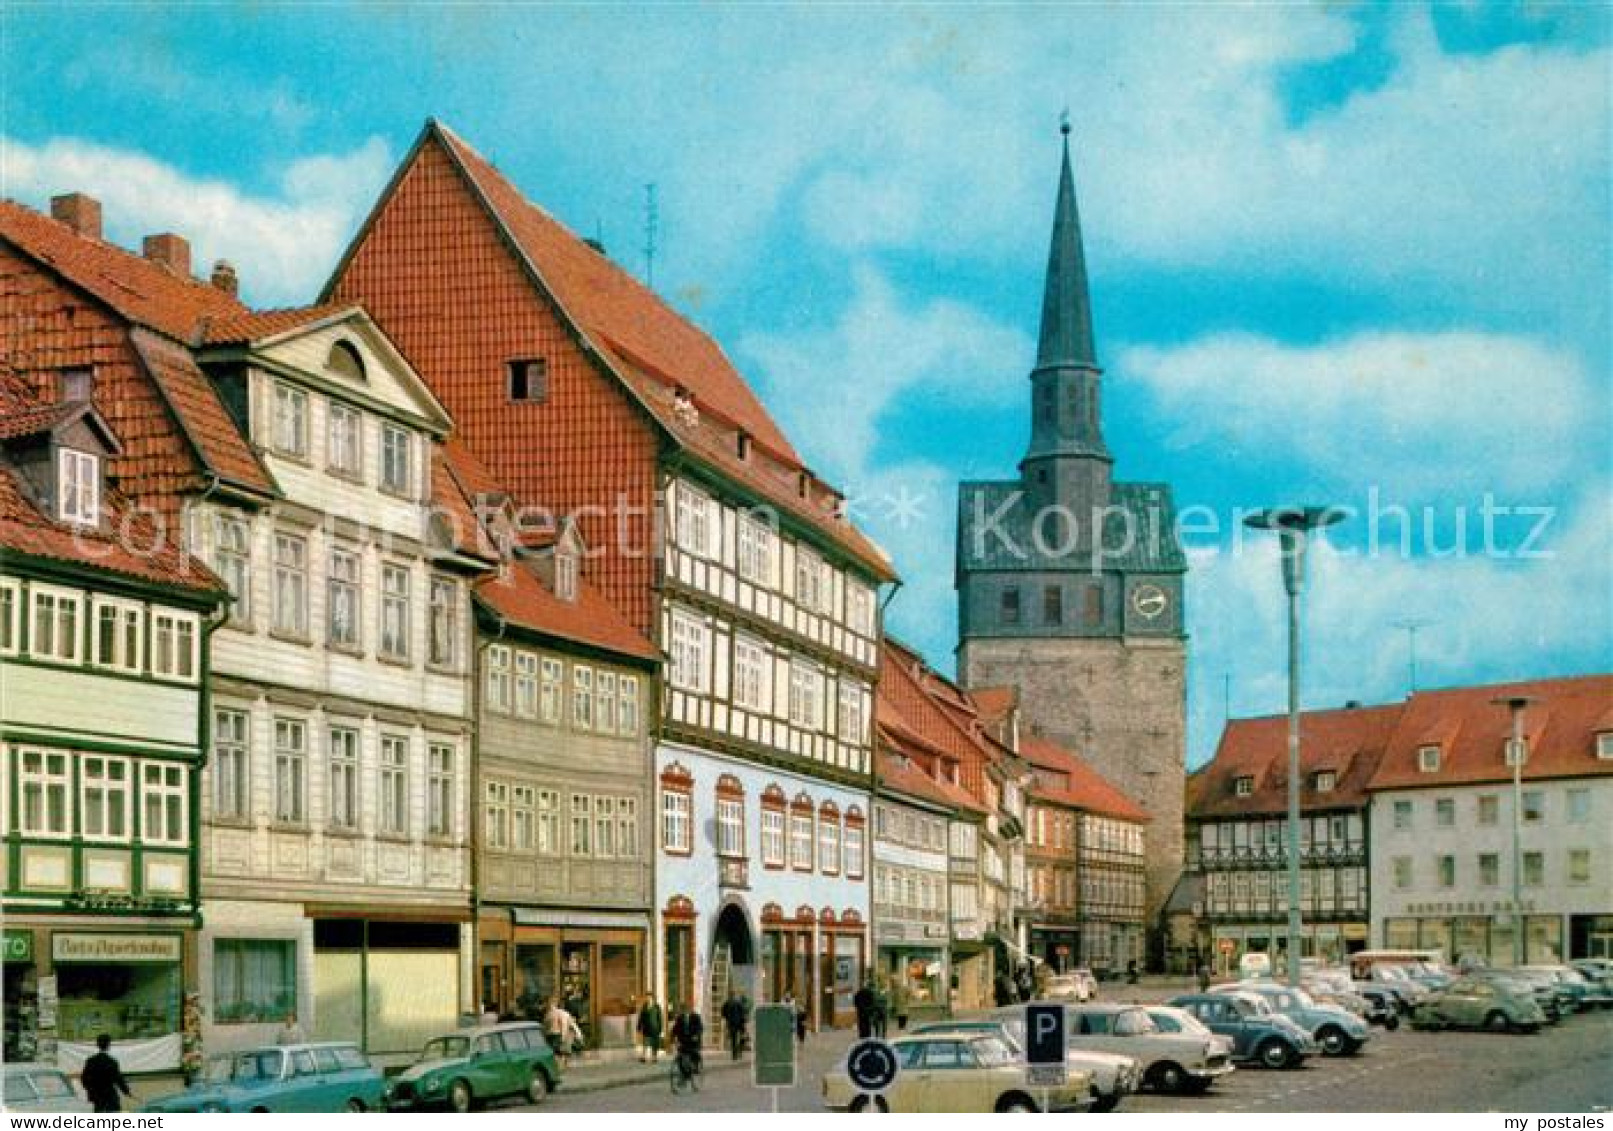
[662,787,691,853]
[668,611,709,693]
[597,671,618,733]
[846,580,875,635]
[555,552,578,602]
[512,785,535,851]
[790,807,813,871]
[570,794,592,856]
[617,797,639,859]
[1568,848,1591,885]
[30,585,81,664]
[837,681,864,744]
[819,813,840,876]
[737,515,774,585]
[619,675,640,735]
[572,665,594,729]
[1417,745,1441,773]
[272,383,308,457]
[273,718,306,824]
[141,762,187,846]
[1597,733,1613,760]
[212,513,252,623]
[1393,799,1413,829]
[1522,791,1544,823]
[327,401,362,477]
[151,610,198,681]
[540,657,563,723]
[674,483,714,558]
[1478,794,1499,825]
[213,709,250,821]
[328,548,361,649]
[1523,851,1544,886]
[594,796,616,858]
[485,645,513,714]
[0,578,19,655]
[428,576,458,668]
[716,796,745,858]
[1506,738,1529,767]
[328,726,360,832]
[734,637,769,712]
[427,743,454,838]
[1567,788,1591,824]
[19,748,71,837]
[844,819,865,879]
[380,735,409,836]
[514,652,539,718]
[380,423,412,495]
[380,563,410,660]
[1233,775,1253,797]
[1436,798,1455,827]
[485,781,510,850]
[761,805,786,867]
[93,597,143,674]
[1313,770,1336,793]
[788,661,821,729]
[536,789,560,854]
[795,547,827,612]
[272,533,308,637]
[57,447,100,525]
[80,756,131,842]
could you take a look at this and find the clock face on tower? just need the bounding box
[1131,583,1168,622]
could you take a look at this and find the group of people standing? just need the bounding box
[635,989,811,1065]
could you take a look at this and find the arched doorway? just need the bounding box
[708,902,755,1034]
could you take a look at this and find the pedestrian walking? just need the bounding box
[637,995,665,1063]
[871,981,889,1040]
[80,1035,132,1114]
[544,997,584,1066]
[853,980,875,1039]
[721,989,749,1060]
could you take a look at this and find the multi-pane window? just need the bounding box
[536,789,560,854]
[570,794,592,856]
[555,552,578,601]
[273,719,306,824]
[380,423,411,495]
[428,576,458,668]
[845,819,865,879]
[327,402,362,476]
[669,612,709,693]
[596,671,618,733]
[151,611,196,680]
[142,763,187,845]
[790,808,814,871]
[573,666,594,729]
[81,756,130,840]
[820,814,841,876]
[1392,800,1412,829]
[595,796,617,858]
[540,658,563,723]
[511,786,535,851]
[1417,745,1441,773]
[847,581,874,635]
[427,744,453,838]
[837,681,864,744]
[737,516,773,584]
[789,662,821,729]
[734,637,768,711]
[380,564,410,660]
[30,587,80,663]
[1568,849,1591,884]
[662,787,692,853]
[1043,585,1063,626]
[619,676,640,735]
[761,805,786,867]
[1567,789,1590,823]
[1479,853,1500,887]
[213,513,252,622]
[485,646,513,714]
[717,796,746,858]
[617,797,639,859]
[273,383,308,457]
[1522,791,1544,823]
[380,736,409,836]
[485,781,510,850]
[514,652,539,718]
[674,484,713,557]
[1523,851,1545,886]
[1001,586,1021,626]
[1478,795,1499,825]
[328,548,361,648]
[328,726,360,832]
[1436,855,1456,888]
[94,599,143,673]
[58,447,100,525]
[0,579,17,655]
[1435,798,1455,827]
[795,548,828,612]
[273,533,309,637]
[1393,856,1412,888]
[213,709,250,821]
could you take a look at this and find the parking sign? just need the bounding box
[1025,1003,1066,1066]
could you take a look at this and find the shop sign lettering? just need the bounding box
[51,933,181,964]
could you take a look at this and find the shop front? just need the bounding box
[4,927,39,1062]
[1382,912,1564,966]
[310,914,467,1056]
[1208,921,1367,976]
[480,909,648,1050]
[949,932,992,1012]
[820,910,866,1029]
[875,921,949,1025]
[1030,925,1080,973]
[760,905,817,1013]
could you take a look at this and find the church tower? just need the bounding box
[956,127,1188,956]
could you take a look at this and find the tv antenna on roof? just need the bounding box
[1393,618,1436,694]
[643,183,659,288]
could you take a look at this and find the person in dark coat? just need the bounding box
[720,989,749,1059]
[993,971,1014,1007]
[853,981,876,1038]
[80,1035,132,1113]
[637,996,665,1062]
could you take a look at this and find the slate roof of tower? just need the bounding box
[1035,131,1099,374]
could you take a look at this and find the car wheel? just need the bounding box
[345,1099,366,1113]
[525,1068,549,1104]
[448,1079,474,1114]
[850,1096,889,1113]
[1149,1062,1188,1094]
[1258,1039,1295,1070]
[996,1093,1039,1113]
[1383,1014,1400,1031]
[1484,1011,1511,1034]
[1318,1026,1348,1056]
[1091,1092,1121,1113]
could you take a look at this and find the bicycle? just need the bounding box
[669,1047,702,1094]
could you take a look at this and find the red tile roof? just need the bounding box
[475,559,658,663]
[1018,730,1150,822]
[1367,674,1613,791]
[878,638,999,791]
[198,304,355,346]
[877,748,987,816]
[0,400,80,441]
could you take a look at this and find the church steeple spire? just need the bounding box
[1035,120,1098,373]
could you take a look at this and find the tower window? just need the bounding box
[1000,587,1021,626]
[1043,585,1063,626]
[508,358,549,403]
[1083,583,1102,626]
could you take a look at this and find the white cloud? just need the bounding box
[0,135,392,305]
[1121,329,1595,501]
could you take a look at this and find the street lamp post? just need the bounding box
[1492,695,1537,967]
[1245,506,1344,986]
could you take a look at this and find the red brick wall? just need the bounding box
[330,140,661,633]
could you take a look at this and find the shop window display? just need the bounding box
[214,939,296,1024]
[56,962,180,1044]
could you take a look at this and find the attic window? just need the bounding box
[1234,775,1253,797]
[508,358,548,403]
[60,367,94,402]
[737,431,751,460]
[327,340,367,382]
[57,448,100,526]
[1505,738,1529,767]
[555,551,578,602]
[1313,770,1336,793]
[1598,732,1613,761]
[1417,745,1441,773]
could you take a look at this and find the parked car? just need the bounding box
[1064,1002,1235,1095]
[386,1022,560,1113]
[1044,970,1095,1003]
[1302,971,1397,1029]
[915,1016,1139,1111]
[1410,978,1545,1033]
[1520,965,1612,1011]
[1218,982,1371,1055]
[1496,968,1574,1020]
[1135,1005,1238,1093]
[142,1044,385,1113]
[2,1064,91,1113]
[822,1031,1092,1112]
[1168,992,1316,1070]
[1569,959,1613,1002]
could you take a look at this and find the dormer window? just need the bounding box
[508,358,548,403]
[1234,775,1253,797]
[60,367,94,402]
[1505,738,1528,767]
[555,551,578,602]
[1597,732,1613,760]
[1313,770,1336,793]
[1418,745,1441,773]
[57,447,100,526]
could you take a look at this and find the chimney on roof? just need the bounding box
[582,236,607,257]
[1345,700,1362,709]
[142,233,191,277]
[50,193,102,240]
[210,260,238,296]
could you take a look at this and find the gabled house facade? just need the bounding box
[324,120,896,1030]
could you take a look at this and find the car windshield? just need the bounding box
[208,1051,282,1083]
[422,1036,470,1061]
[973,1036,1017,1068]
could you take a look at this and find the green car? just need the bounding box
[1411,978,1546,1034]
[387,1022,560,1112]
[142,1044,386,1112]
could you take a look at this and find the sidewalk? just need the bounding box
[560,1049,753,1095]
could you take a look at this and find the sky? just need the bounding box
[3,3,1609,766]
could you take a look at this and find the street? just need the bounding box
[509,1009,1613,1113]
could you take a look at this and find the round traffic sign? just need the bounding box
[846,1039,900,1094]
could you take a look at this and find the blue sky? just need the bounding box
[4,4,1609,764]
